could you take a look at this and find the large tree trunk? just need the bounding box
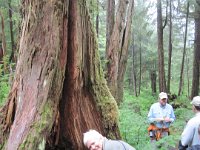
[157,0,167,92]
[117,0,134,104]
[191,0,200,98]
[106,0,133,104]
[0,0,120,149]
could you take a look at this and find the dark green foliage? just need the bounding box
[0,0,20,106]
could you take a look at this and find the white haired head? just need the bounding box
[83,129,103,146]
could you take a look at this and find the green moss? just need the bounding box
[88,17,119,132]
[19,102,52,149]
[91,65,119,127]
[0,141,6,150]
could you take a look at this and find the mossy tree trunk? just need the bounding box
[0,0,120,149]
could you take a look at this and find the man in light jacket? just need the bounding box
[179,96,200,150]
[148,92,175,141]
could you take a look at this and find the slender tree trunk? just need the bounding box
[138,39,142,95]
[8,0,16,63]
[131,36,137,97]
[150,70,157,94]
[117,0,134,103]
[178,2,189,96]
[0,11,6,55]
[96,0,99,37]
[167,0,172,93]
[0,11,7,73]
[0,1,120,149]
[191,1,200,98]
[157,0,166,92]
[0,47,3,63]
[186,56,190,97]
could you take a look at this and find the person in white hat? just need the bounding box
[179,96,200,150]
[147,92,175,141]
[83,129,136,150]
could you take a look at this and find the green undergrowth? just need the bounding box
[119,89,194,150]
[0,64,11,107]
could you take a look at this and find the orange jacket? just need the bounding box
[148,124,169,140]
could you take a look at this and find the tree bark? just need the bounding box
[157,0,167,92]
[105,0,115,51]
[0,0,120,149]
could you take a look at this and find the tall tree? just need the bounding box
[157,0,167,92]
[167,0,173,93]
[117,0,134,103]
[105,0,128,102]
[191,0,200,98]
[0,11,7,73]
[131,35,138,96]
[0,0,120,149]
[138,39,142,95]
[106,0,134,104]
[178,1,189,96]
[8,0,16,63]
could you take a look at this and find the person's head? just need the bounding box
[83,130,104,150]
[158,92,168,106]
[191,96,200,112]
